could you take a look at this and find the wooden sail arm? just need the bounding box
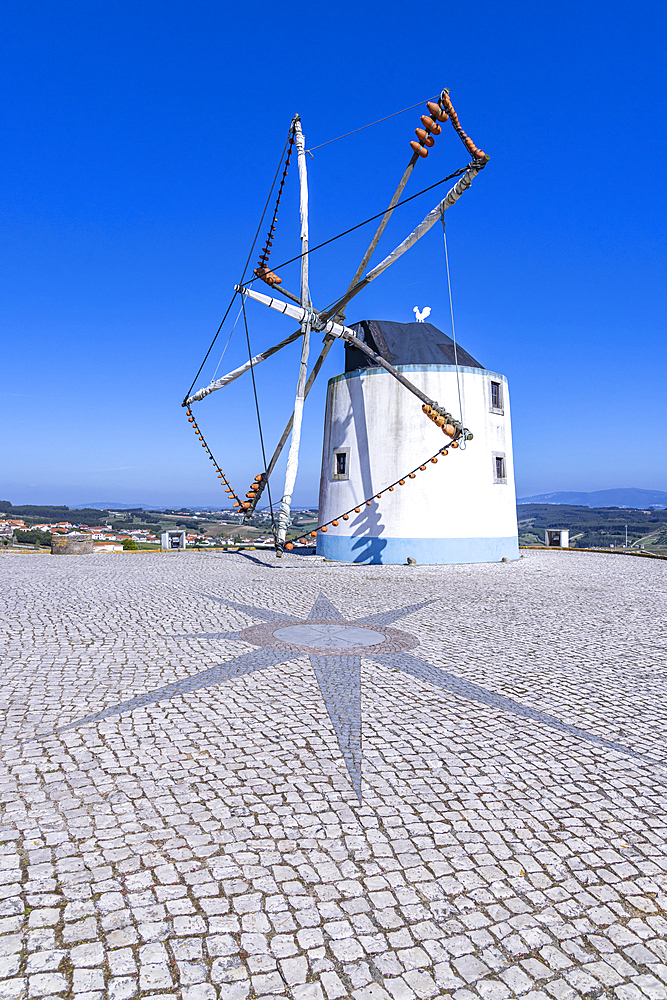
[330,332,449,415]
[263,281,302,305]
[188,153,483,436]
[345,83,463,290]
[184,327,303,405]
[346,152,419,291]
[324,161,485,320]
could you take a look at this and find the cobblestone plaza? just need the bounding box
[0,549,666,1000]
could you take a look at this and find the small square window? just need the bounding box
[492,452,507,483]
[332,448,350,481]
[490,380,503,410]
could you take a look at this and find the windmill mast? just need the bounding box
[276,115,310,552]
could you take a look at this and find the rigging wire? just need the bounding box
[442,218,465,439]
[241,297,277,539]
[182,130,292,403]
[189,163,470,401]
[183,294,239,404]
[248,164,470,288]
[306,98,436,153]
[211,302,244,380]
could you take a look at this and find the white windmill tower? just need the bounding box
[183,89,519,564]
[316,315,517,563]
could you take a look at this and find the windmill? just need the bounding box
[183,90,519,564]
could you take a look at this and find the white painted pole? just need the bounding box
[277,115,311,550]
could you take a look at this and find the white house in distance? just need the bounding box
[161,530,187,551]
[317,319,518,564]
[545,529,569,548]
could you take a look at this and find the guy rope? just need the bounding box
[182,88,489,554]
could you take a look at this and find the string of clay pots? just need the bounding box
[253,129,296,288]
[184,408,244,508]
[410,90,488,164]
[283,433,463,550]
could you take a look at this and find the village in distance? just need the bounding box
[0,501,319,553]
[3,497,667,556]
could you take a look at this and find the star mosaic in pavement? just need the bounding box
[53,593,657,798]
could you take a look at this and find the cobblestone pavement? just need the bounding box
[0,549,666,1000]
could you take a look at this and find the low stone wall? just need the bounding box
[51,535,93,555]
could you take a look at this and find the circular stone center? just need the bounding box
[272,623,387,649]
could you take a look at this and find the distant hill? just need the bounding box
[74,503,232,512]
[518,489,667,509]
[517,503,667,550]
[72,502,162,510]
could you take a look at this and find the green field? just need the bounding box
[518,503,667,552]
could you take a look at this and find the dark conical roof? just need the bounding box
[345,319,483,373]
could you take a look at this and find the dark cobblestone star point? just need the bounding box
[54,592,657,799]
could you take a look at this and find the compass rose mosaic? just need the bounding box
[56,592,652,797]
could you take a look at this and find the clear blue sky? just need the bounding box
[2,0,666,508]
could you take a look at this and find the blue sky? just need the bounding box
[2,0,666,508]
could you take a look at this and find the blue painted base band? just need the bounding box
[316,534,520,565]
